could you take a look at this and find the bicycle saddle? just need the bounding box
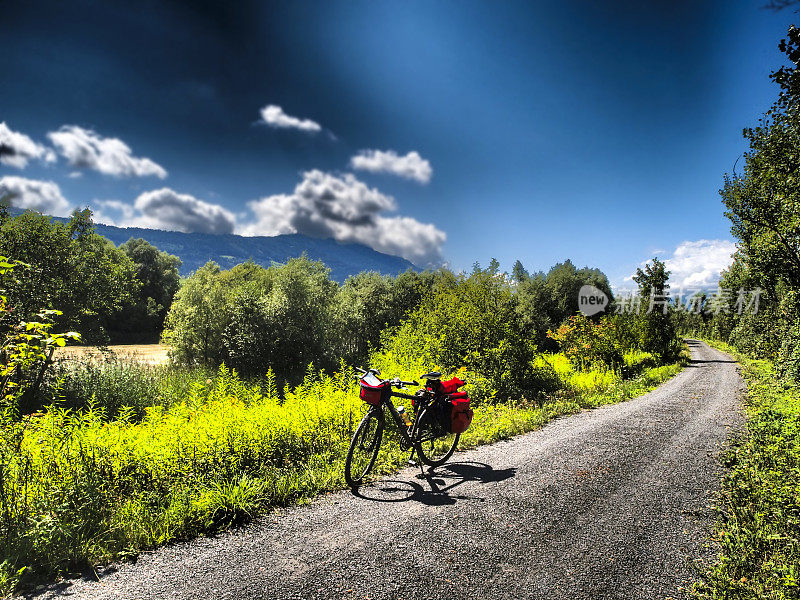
[420,371,441,380]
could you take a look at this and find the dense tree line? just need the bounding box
[676,26,800,381]
[163,253,679,394]
[3,203,681,394]
[162,257,449,383]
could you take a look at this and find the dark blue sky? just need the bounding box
[0,0,795,285]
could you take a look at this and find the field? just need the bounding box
[56,344,171,365]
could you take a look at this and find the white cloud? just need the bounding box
[91,190,235,234]
[0,176,71,217]
[350,149,433,184]
[239,170,445,265]
[0,122,56,168]
[626,239,737,290]
[91,199,135,227]
[131,188,236,234]
[47,126,167,178]
[664,239,737,288]
[258,105,321,133]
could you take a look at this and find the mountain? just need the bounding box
[81,221,417,281]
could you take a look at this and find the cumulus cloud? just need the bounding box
[132,188,236,234]
[91,190,235,234]
[47,126,167,178]
[0,176,71,217]
[258,105,321,133]
[239,170,445,265]
[350,149,433,184]
[664,239,737,288]
[627,239,737,290]
[0,122,56,168]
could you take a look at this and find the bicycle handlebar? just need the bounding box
[354,367,417,388]
[354,366,381,376]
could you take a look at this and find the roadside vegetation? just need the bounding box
[679,27,800,600]
[0,351,684,593]
[691,341,800,599]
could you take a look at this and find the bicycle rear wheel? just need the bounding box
[344,408,384,487]
[415,406,460,467]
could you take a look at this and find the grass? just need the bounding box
[692,340,800,599]
[0,352,686,594]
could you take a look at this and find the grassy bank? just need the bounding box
[0,352,685,593]
[693,341,800,599]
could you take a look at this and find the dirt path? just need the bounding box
[34,340,743,600]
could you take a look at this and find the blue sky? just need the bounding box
[0,0,796,287]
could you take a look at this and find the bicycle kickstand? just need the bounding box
[408,448,426,478]
[407,446,417,467]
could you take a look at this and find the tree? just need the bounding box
[162,261,236,366]
[164,256,340,385]
[515,272,554,349]
[511,260,529,283]
[713,25,800,376]
[515,259,614,350]
[633,257,670,298]
[0,210,137,343]
[107,238,182,341]
[632,257,679,359]
[720,26,800,293]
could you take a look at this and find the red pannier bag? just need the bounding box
[438,377,465,394]
[359,380,388,405]
[444,391,473,434]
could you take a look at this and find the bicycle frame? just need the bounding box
[372,388,441,452]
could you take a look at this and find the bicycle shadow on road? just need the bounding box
[351,461,516,506]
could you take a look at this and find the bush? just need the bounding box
[377,265,545,401]
[547,314,623,370]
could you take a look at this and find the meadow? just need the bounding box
[55,344,171,366]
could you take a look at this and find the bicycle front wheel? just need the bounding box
[415,406,460,467]
[344,408,384,487]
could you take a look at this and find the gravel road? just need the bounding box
[33,340,743,600]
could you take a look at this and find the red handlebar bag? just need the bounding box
[438,377,465,394]
[360,381,389,405]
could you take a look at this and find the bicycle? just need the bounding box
[344,367,462,487]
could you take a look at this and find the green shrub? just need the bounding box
[547,314,623,370]
[377,265,547,401]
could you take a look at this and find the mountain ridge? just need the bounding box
[53,217,418,281]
